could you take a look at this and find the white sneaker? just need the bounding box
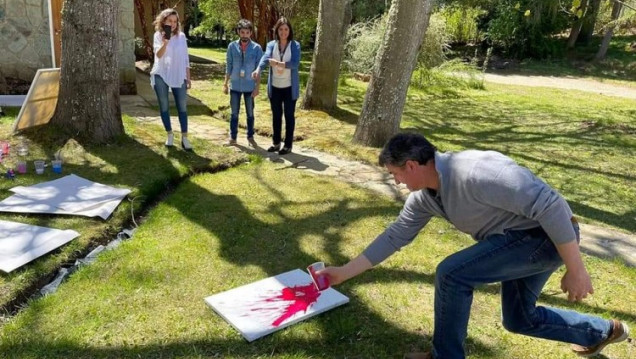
[181,137,193,151]
[165,133,174,147]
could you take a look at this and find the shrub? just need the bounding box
[343,15,387,74]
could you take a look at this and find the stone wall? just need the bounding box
[0,0,52,81]
[0,0,136,95]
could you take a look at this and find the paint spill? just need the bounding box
[249,283,322,326]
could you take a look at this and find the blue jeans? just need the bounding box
[432,225,611,358]
[229,90,255,140]
[270,86,297,149]
[153,75,188,133]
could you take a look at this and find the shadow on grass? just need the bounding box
[0,122,247,312]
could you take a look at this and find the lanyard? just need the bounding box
[278,41,289,62]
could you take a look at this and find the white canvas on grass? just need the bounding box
[0,174,131,219]
[204,269,349,342]
[0,220,79,272]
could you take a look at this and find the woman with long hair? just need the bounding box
[150,8,193,151]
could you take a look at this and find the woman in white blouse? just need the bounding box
[150,9,193,151]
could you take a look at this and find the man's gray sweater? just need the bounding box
[363,150,576,266]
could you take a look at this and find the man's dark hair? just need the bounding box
[273,17,294,41]
[378,133,437,167]
[236,19,253,33]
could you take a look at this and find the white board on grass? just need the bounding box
[204,269,349,342]
[0,220,79,272]
[0,174,131,219]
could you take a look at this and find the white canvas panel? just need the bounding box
[0,220,79,272]
[0,174,131,219]
[205,269,349,342]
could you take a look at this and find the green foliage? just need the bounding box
[439,5,486,44]
[344,12,451,74]
[351,0,388,22]
[418,13,452,69]
[485,0,570,58]
[343,15,387,74]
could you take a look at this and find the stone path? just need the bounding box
[122,71,635,267]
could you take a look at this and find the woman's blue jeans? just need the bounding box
[432,226,611,358]
[153,75,188,133]
[229,90,255,140]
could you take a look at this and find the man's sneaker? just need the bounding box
[247,137,257,147]
[267,144,280,152]
[278,147,292,155]
[181,137,193,152]
[225,138,237,146]
[571,319,630,357]
[165,132,174,147]
[403,352,432,359]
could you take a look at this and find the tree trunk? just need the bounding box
[595,0,623,60]
[567,0,588,49]
[577,0,602,45]
[50,0,123,143]
[353,0,433,147]
[301,0,352,111]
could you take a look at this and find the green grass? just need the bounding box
[0,46,634,358]
[188,47,227,64]
[185,59,636,233]
[1,163,633,358]
[0,108,248,311]
[503,35,636,88]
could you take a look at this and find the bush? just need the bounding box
[343,12,450,74]
[418,13,451,69]
[343,15,387,74]
[485,0,569,58]
[439,5,486,45]
[411,59,485,91]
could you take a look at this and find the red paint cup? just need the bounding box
[307,262,330,291]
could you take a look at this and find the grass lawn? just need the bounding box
[499,35,636,89]
[0,42,633,358]
[0,108,248,311]
[187,64,636,234]
[1,162,634,358]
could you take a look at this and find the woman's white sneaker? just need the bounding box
[181,137,193,151]
[165,133,174,147]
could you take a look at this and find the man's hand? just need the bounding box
[222,83,228,95]
[316,266,349,286]
[561,268,594,302]
[252,88,259,98]
[315,254,373,286]
[251,70,260,80]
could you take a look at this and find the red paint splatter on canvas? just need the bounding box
[249,283,322,326]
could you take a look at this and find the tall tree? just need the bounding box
[353,0,434,147]
[567,0,589,49]
[577,0,602,45]
[595,0,624,60]
[301,0,352,110]
[50,0,123,143]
